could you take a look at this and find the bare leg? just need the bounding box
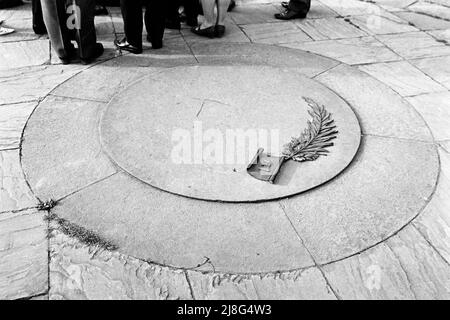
[217,0,230,26]
[200,0,215,28]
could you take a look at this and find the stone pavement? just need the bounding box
[1,0,450,300]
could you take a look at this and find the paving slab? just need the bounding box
[229,4,281,25]
[100,65,361,202]
[322,225,450,300]
[49,230,192,300]
[358,61,447,96]
[370,0,417,12]
[0,209,47,300]
[315,64,433,140]
[377,32,450,59]
[21,95,116,201]
[414,146,450,264]
[409,1,450,21]
[318,0,387,16]
[348,14,419,35]
[429,29,450,42]
[0,101,37,150]
[0,40,49,70]
[295,17,368,40]
[281,136,439,264]
[51,172,315,273]
[406,91,450,141]
[189,43,340,78]
[187,268,336,300]
[394,11,450,30]
[241,22,312,44]
[0,64,86,105]
[283,37,401,65]
[410,55,450,89]
[0,149,37,213]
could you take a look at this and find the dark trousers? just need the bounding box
[41,0,97,59]
[167,0,199,25]
[32,0,47,34]
[289,0,310,14]
[120,0,166,49]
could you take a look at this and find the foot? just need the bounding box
[274,9,307,20]
[81,43,104,65]
[215,25,225,38]
[281,1,289,9]
[114,38,142,54]
[59,44,78,64]
[0,26,14,36]
[191,25,215,38]
[152,40,163,49]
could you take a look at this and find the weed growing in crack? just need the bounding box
[45,213,118,251]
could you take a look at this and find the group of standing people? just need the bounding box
[1,0,312,64]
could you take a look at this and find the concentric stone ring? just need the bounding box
[21,43,439,273]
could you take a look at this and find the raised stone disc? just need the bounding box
[100,65,361,202]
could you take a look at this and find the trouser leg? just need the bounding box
[120,0,143,48]
[144,0,166,46]
[41,0,72,59]
[288,0,310,14]
[69,0,97,59]
[183,0,199,25]
[167,0,181,22]
[32,0,47,34]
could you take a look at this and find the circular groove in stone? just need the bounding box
[100,65,362,202]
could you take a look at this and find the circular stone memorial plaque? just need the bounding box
[101,66,361,202]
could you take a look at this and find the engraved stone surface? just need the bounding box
[100,65,361,202]
[51,172,315,273]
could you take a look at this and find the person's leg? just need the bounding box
[32,0,47,34]
[41,0,71,61]
[199,0,215,28]
[145,0,166,49]
[216,0,230,26]
[166,0,181,29]
[183,0,199,27]
[72,0,99,60]
[288,0,310,15]
[120,0,143,48]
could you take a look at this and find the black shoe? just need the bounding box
[114,38,142,54]
[191,25,215,38]
[58,43,77,64]
[81,43,104,65]
[152,40,163,49]
[215,25,225,38]
[275,9,307,20]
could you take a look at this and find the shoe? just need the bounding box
[0,26,14,36]
[215,25,225,38]
[81,43,104,65]
[274,9,307,20]
[114,38,142,54]
[191,25,215,38]
[152,40,163,49]
[281,1,289,9]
